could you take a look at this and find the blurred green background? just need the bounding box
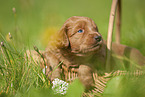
[0,0,145,55]
[0,1,145,96]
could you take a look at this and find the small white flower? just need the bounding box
[42,66,47,74]
[9,32,12,39]
[11,83,13,87]
[52,78,69,95]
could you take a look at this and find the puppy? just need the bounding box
[44,16,145,90]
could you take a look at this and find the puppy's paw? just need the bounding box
[78,65,94,90]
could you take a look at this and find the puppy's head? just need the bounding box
[58,16,103,56]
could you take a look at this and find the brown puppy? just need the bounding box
[44,16,145,90]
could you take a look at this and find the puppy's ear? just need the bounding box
[58,24,70,48]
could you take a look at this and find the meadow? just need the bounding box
[0,0,145,97]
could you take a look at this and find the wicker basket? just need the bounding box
[61,64,145,97]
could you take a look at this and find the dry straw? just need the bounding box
[106,0,121,72]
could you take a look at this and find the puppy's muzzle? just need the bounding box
[94,36,102,42]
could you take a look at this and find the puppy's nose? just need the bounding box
[94,36,102,42]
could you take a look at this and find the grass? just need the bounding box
[0,38,84,97]
[0,38,47,96]
[0,0,145,97]
[0,31,84,97]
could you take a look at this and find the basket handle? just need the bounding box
[106,0,121,72]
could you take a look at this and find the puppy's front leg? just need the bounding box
[46,55,61,81]
[78,65,94,90]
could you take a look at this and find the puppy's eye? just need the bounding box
[77,29,83,33]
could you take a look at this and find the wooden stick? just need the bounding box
[106,0,118,72]
[115,0,121,44]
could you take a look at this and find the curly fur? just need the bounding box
[44,16,145,90]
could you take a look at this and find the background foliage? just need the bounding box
[0,0,145,53]
[0,0,145,97]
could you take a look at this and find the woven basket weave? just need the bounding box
[26,48,145,97]
[61,64,145,97]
